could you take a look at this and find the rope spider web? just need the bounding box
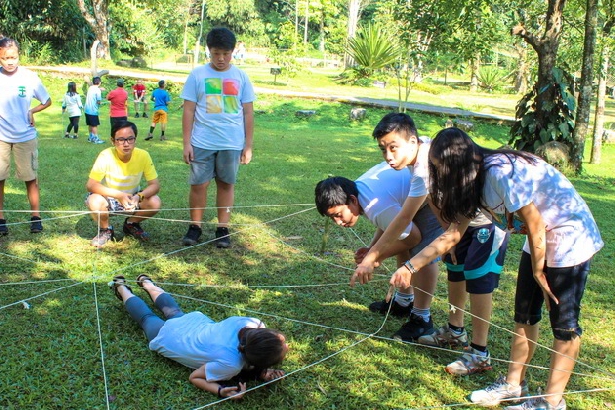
[0,205,614,409]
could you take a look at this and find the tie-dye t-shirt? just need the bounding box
[181,64,255,150]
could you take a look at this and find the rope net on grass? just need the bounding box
[0,205,614,409]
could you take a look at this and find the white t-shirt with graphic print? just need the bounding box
[482,154,603,267]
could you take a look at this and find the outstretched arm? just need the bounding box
[351,194,426,286]
[189,365,247,400]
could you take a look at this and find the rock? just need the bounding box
[603,129,615,144]
[116,59,132,68]
[453,119,474,132]
[535,141,571,168]
[349,107,367,121]
[444,119,454,128]
[296,110,317,118]
[131,57,147,68]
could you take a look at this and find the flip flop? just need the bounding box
[109,275,132,301]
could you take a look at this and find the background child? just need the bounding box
[62,81,83,139]
[132,78,148,118]
[181,27,255,248]
[145,80,171,141]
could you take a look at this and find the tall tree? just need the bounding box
[77,0,110,59]
[509,0,574,152]
[591,4,615,164]
[571,0,598,172]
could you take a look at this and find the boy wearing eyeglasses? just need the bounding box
[85,120,161,247]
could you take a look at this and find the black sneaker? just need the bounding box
[135,113,140,118]
[123,218,149,241]
[91,227,114,247]
[182,224,202,245]
[144,134,153,141]
[369,299,413,318]
[215,227,231,248]
[30,216,43,233]
[0,219,8,236]
[392,313,435,342]
[142,113,148,118]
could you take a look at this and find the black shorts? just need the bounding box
[85,114,100,126]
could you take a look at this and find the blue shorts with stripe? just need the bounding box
[445,223,510,294]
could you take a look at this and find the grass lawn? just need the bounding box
[0,71,613,409]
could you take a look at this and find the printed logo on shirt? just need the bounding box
[203,78,240,114]
[18,85,26,97]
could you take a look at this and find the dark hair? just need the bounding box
[158,80,165,87]
[206,27,236,51]
[239,328,286,370]
[0,37,19,50]
[92,76,101,85]
[67,81,77,96]
[372,112,418,141]
[429,127,537,223]
[314,177,358,216]
[111,120,138,139]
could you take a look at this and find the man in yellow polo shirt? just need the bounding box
[85,120,161,247]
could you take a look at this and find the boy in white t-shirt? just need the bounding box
[315,162,442,319]
[181,27,255,249]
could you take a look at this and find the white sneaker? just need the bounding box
[90,136,105,144]
[445,346,491,375]
[470,375,529,406]
[418,325,468,348]
[504,397,566,410]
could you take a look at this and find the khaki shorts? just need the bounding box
[0,138,38,181]
[152,110,168,124]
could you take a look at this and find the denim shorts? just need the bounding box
[514,251,591,340]
[409,204,444,263]
[189,147,241,185]
[445,224,509,294]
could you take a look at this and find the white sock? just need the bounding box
[393,292,414,307]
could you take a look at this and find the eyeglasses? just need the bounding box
[114,137,136,144]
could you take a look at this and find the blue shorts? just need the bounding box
[189,147,241,185]
[445,224,509,294]
[410,205,444,263]
[514,251,591,340]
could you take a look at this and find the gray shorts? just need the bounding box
[410,205,444,262]
[189,147,241,185]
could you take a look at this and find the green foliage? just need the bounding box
[509,67,576,152]
[476,65,510,93]
[268,48,303,81]
[346,23,401,77]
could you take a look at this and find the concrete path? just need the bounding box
[31,65,516,124]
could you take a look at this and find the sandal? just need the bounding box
[136,274,155,288]
[109,275,132,301]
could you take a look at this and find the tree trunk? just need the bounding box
[344,0,363,68]
[513,42,529,93]
[571,0,598,173]
[512,0,566,150]
[469,53,480,92]
[77,0,110,60]
[590,44,609,164]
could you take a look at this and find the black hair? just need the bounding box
[110,120,138,139]
[372,112,418,141]
[158,80,165,87]
[206,27,237,51]
[314,177,358,216]
[0,37,19,50]
[67,81,77,96]
[92,76,101,85]
[428,127,537,224]
[238,327,286,370]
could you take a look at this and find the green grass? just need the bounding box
[0,72,613,409]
